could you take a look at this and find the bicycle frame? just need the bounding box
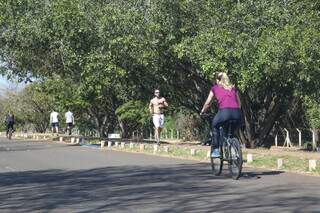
[219,126,233,161]
[201,112,243,179]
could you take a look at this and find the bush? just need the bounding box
[116,100,151,138]
[174,110,209,141]
[304,97,320,129]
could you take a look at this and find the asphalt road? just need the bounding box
[0,138,319,213]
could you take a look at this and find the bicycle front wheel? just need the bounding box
[210,145,223,176]
[228,138,243,180]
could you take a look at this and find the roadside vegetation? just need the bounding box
[79,139,319,174]
[0,0,319,148]
[107,142,320,174]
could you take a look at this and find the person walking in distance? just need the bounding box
[149,89,168,145]
[50,110,59,136]
[65,110,74,135]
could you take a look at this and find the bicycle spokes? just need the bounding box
[228,138,243,180]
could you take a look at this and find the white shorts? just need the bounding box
[153,114,165,128]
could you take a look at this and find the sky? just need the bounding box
[0,60,26,93]
[0,75,25,95]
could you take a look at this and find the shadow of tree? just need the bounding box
[0,163,319,212]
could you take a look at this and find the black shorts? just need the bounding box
[51,122,59,128]
[66,123,73,128]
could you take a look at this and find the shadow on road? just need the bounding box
[242,170,284,179]
[0,163,319,212]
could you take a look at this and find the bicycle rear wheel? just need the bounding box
[8,129,12,140]
[210,145,223,176]
[228,138,243,180]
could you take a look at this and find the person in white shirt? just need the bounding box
[65,110,74,135]
[50,110,59,135]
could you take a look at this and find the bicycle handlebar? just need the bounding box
[200,113,215,119]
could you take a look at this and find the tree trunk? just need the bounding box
[99,115,108,138]
[239,93,256,147]
[239,92,283,148]
[118,120,131,138]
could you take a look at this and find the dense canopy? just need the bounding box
[0,0,319,147]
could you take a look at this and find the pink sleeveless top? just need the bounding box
[211,84,240,109]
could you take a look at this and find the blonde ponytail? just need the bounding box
[216,72,234,90]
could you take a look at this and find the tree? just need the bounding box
[0,0,155,136]
[116,100,150,138]
[1,0,319,147]
[0,83,54,132]
[304,96,320,129]
[169,0,320,147]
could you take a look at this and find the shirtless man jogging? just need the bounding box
[149,89,168,145]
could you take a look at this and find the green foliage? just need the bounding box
[116,100,150,127]
[171,0,320,146]
[0,84,55,132]
[174,109,206,141]
[304,96,320,128]
[116,100,150,137]
[0,0,319,146]
[163,116,175,130]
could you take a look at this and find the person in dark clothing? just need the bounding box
[5,111,15,137]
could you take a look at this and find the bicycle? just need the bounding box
[201,113,243,180]
[7,127,13,140]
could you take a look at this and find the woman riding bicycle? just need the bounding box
[200,72,242,157]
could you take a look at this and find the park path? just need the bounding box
[0,138,319,212]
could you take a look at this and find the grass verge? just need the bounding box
[107,143,320,175]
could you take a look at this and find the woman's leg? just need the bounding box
[212,111,224,148]
[228,109,242,134]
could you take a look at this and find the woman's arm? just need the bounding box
[200,91,214,114]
